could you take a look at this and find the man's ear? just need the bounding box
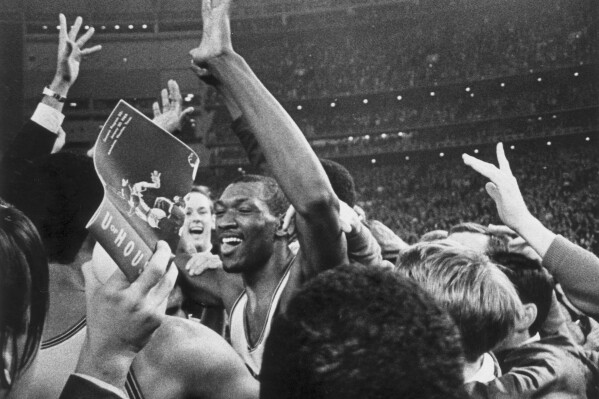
[275,212,295,240]
[516,303,538,332]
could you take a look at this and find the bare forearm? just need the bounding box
[512,214,556,259]
[207,52,336,215]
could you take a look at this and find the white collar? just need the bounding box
[464,353,497,384]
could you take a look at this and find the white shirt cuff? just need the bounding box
[72,373,129,399]
[30,103,65,134]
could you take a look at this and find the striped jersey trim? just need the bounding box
[125,368,145,399]
[40,317,86,349]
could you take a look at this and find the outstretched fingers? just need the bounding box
[462,153,501,183]
[76,27,95,48]
[496,142,513,175]
[81,45,102,56]
[69,16,83,42]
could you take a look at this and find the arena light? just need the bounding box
[381,133,387,139]
[465,87,471,92]
[398,132,404,137]
[115,25,120,30]
[56,25,60,30]
[69,102,77,107]
[42,25,48,30]
[101,25,106,30]
[364,135,370,140]
[510,145,515,150]
[371,159,376,164]
[500,82,505,88]
[586,137,590,141]
[552,115,557,119]
[538,116,542,121]
[430,91,436,97]
[348,136,354,141]
[297,105,302,110]
[470,93,474,98]
[537,77,542,82]
[546,141,552,146]
[397,95,402,101]
[84,25,89,30]
[474,149,479,154]
[363,99,368,104]
[405,156,410,160]
[574,72,579,77]
[128,24,134,29]
[439,152,444,157]
[330,102,336,108]
[142,24,148,29]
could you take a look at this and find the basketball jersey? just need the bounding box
[28,317,87,399]
[229,262,293,377]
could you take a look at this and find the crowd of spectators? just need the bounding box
[348,144,599,253]
[206,76,598,145]
[236,0,593,101]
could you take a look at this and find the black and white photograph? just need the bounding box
[0,0,598,397]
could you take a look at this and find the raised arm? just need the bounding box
[463,143,599,318]
[191,64,269,174]
[190,0,346,281]
[1,14,101,200]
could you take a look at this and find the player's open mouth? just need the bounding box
[220,235,244,255]
[189,225,204,236]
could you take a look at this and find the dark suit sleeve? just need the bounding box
[230,116,270,175]
[0,120,57,202]
[59,375,124,399]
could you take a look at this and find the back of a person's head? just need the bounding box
[319,159,356,207]
[0,200,48,390]
[396,242,523,362]
[230,174,289,217]
[18,152,103,264]
[491,251,554,336]
[260,264,466,399]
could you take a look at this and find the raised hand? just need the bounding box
[189,0,233,66]
[185,252,222,276]
[462,143,532,232]
[76,241,177,387]
[53,14,102,92]
[152,80,195,134]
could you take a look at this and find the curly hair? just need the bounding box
[229,174,289,217]
[260,264,465,399]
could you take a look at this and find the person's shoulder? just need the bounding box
[145,316,241,372]
[141,317,257,397]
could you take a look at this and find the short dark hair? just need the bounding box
[492,251,554,336]
[449,222,509,254]
[319,159,356,207]
[261,264,466,399]
[16,152,103,264]
[396,241,522,362]
[0,200,48,390]
[230,174,289,216]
